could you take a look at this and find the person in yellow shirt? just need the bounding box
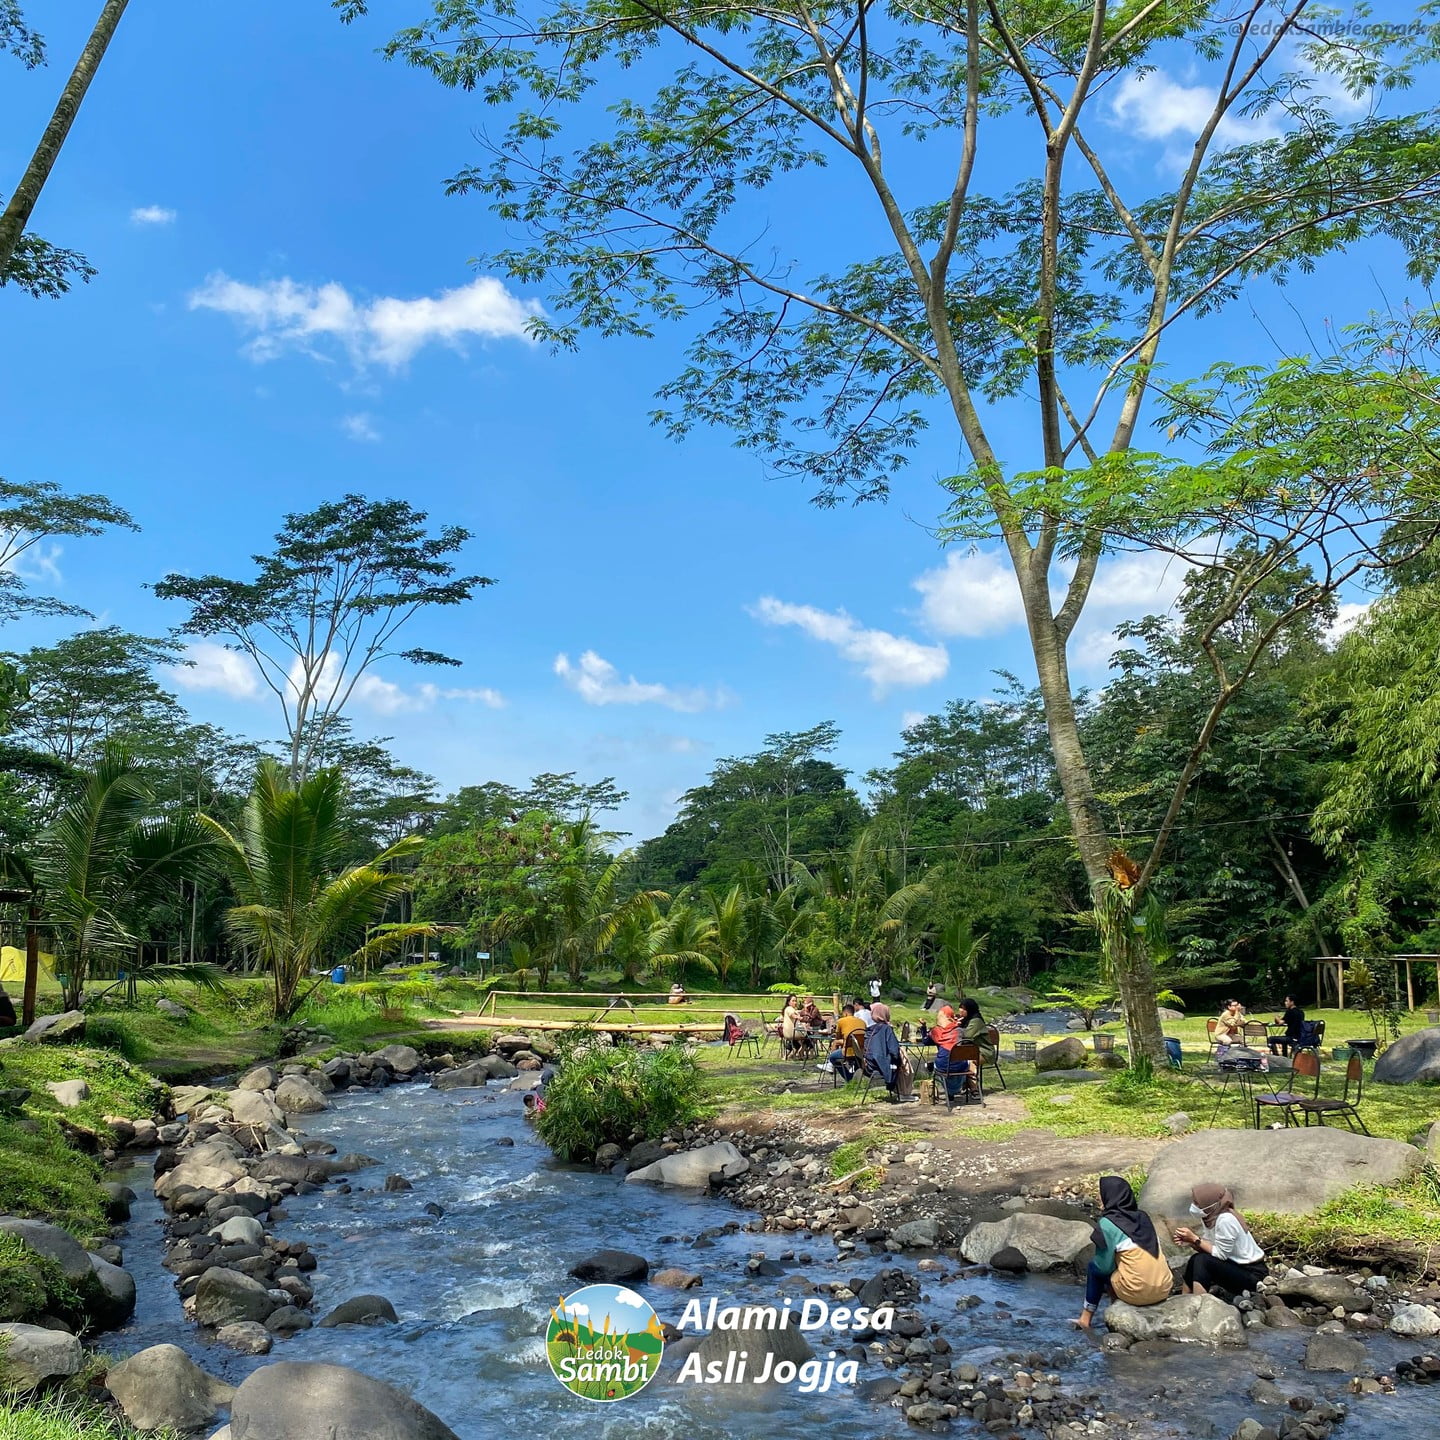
[824,1003,868,1081]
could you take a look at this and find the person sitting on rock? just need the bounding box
[862,1002,901,1100]
[823,1003,867,1080]
[1075,1175,1173,1329]
[1172,1183,1267,1301]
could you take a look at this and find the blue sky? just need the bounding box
[0,2,1421,838]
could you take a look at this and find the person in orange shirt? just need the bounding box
[824,1003,868,1080]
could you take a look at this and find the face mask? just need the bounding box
[1188,1203,1205,1219]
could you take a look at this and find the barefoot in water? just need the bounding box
[1073,1310,1093,1330]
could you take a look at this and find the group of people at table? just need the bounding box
[776,991,996,1104]
[1211,993,1316,1071]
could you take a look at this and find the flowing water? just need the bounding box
[112,1083,1436,1438]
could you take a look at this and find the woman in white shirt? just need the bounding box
[1172,1183,1267,1298]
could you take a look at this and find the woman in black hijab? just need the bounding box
[1074,1176,1174,1328]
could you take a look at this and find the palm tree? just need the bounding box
[646,898,719,983]
[930,916,988,1000]
[34,746,215,1009]
[705,879,785,989]
[203,759,442,1018]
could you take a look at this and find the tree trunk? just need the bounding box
[1018,561,1166,1062]
[0,0,130,277]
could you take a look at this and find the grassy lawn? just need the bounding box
[0,1397,167,1440]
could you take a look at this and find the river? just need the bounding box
[111,1082,1436,1438]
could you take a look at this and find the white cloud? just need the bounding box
[1327,600,1371,644]
[170,641,262,699]
[1109,71,1284,152]
[130,204,176,226]
[553,651,719,713]
[188,271,542,369]
[913,550,1027,638]
[1,538,64,584]
[750,596,949,695]
[901,710,926,731]
[340,412,381,443]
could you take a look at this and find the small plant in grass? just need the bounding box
[536,1033,704,1162]
[1343,958,1403,1049]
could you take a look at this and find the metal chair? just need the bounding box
[723,1013,761,1059]
[829,1030,866,1088]
[930,1042,984,1108]
[1252,1049,1320,1129]
[1295,1054,1370,1134]
[1205,1018,1219,1056]
[985,1026,1007,1089]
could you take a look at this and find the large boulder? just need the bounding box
[1035,1036,1087,1071]
[155,1145,248,1200]
[1273,1272,1371,1312]
[23,1010,85,1043]
[229,1090,286,1130]
[691,1316,814,1386]
[1389,1302,1440,1337]
[1105,1294,1245,1345]
[87,1253,137,1327]
[195,1267,280,1327]
[44,1079,90,1108]
[1138,1128,1420,1224]
[625,1140,749,1189]
[318,1294,399,1328]
[273,1076,329,1115]
[1304,1332,1368,1372]
[236,1066,277,1093]
[959,1212,1095,1271]
[171,1084,215,1115]
[106,1344,235,1431]
[1374,1027,1440,1084]
[228,1361,461,1440]
[431,1062,496,1091]
[569,1250,649,1284]
[891,1217,945,1249]
[0,1217,94,1282]
[369,1045,422,1076]
[0,1322,84,1390]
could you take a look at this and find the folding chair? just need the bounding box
[1296,1054,1370,1134]
[931,1043,984,1109]
[829,1031,865,1088]
[858,1056,897,1103]
[986,1026,1007,1090]
[1204,1018,1219,1057]
[1242,1020,1270,1052]
[723,1013,761,1060]
[1252,1049,1320,1129]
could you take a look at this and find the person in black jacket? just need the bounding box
[1268,995,1306,1055]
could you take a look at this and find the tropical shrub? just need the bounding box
[536,1037,704,1162]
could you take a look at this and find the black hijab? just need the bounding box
[1093,1175,1160,1257]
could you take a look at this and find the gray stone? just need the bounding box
[236,1066,277,1093]
[1304,1332,1368,1372]
[87,1252,137,1326]
[370,1045,422,1075]
[264,1306,313,1335]
[568,1250,648,1284]
[652,1268,702,1289]
[0,1322,83,1390]
[23,1010,85,1043]
[273,1076,329,1115]
[0,1216,94,1281]
[212,1215,265,1247]
[624,1140,749,1189]
[157,998,188,1019]
[170,1084,214,1115]
[229,1089,286,1130]
[430,1062,490,1091]
[318,1295,399,1328]
[1373,1026,1440,1084]
[195,1267,280,1327]
[1104,1294,1245,1345]
[105,1344,235,1431]
[228,1361,461,1440]
[1389,1302,1440,1337]
[44,1079,89,1108]
[692,1318,813,1386]
[959,1212,1095,1271]
[1273,1272,1371,1311]
[1138,1128,1420,1224]
[1164,1112,1191,1135]
[1035,1036,1087,1071]
[215,1321,272,1355]
[891,1217,944,1248]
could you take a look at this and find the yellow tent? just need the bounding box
[0,945,55,984]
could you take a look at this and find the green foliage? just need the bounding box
[1342,958,1404,1047]
[0,1112,105,1235]
[0,1233,84,1327]
[0,1394,168,1440]
[535,1036,704,1162]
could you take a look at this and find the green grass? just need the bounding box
[1252,1168,1440,1267]
[0,1396,171,1440]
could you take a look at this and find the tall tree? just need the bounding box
[351,0,1440,1056]
[154,494,492,783]
[0,0,127,285]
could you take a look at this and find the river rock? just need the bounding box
[0,1216,94,1282]
[1389,1302,1440,1337]
[1105,1294,1245,1345]
[1373,1027,1440,1084]
[625,1141,749,1189]
[431,1062,491,1091]
[959,1213,1095,1271]
[0,1322,83,1389]
[44,1079,89,1108]
[369,1045,422,1076]
[212,1216,266,1247]
[157,998,188,1019]
[228,1361,461,1440]
[891,1217,944,1249]
[1273,1272,1371,1311]
[1035,1036,1087,1071]
[102,1182,136,1221]
[273,1076,329,1115]
[157,1148,249,1200]
[171,1084,215,1115]
[692,1317,814,1385]
[195,1267,280,1327]
[265,1306,313,1334]
[1304,1332,1368,1372]
[383,1175,413,1193]
[318,1295,399,1327]
[229,1089,286,1130]
[23,1010,85,1043]
[88,1252,137,1326]
[216,1321,272,1355]
[652,1268,702,1289]
[237,1066,277,1093]
[106,1344,235,1431]
[1138,1128,1420,1222]
[569,1250,649,1284]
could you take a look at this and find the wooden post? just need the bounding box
[1406,959,1416,1013]
[22,903,39,1028]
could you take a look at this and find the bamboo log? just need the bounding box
[423,1015,726,1034]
